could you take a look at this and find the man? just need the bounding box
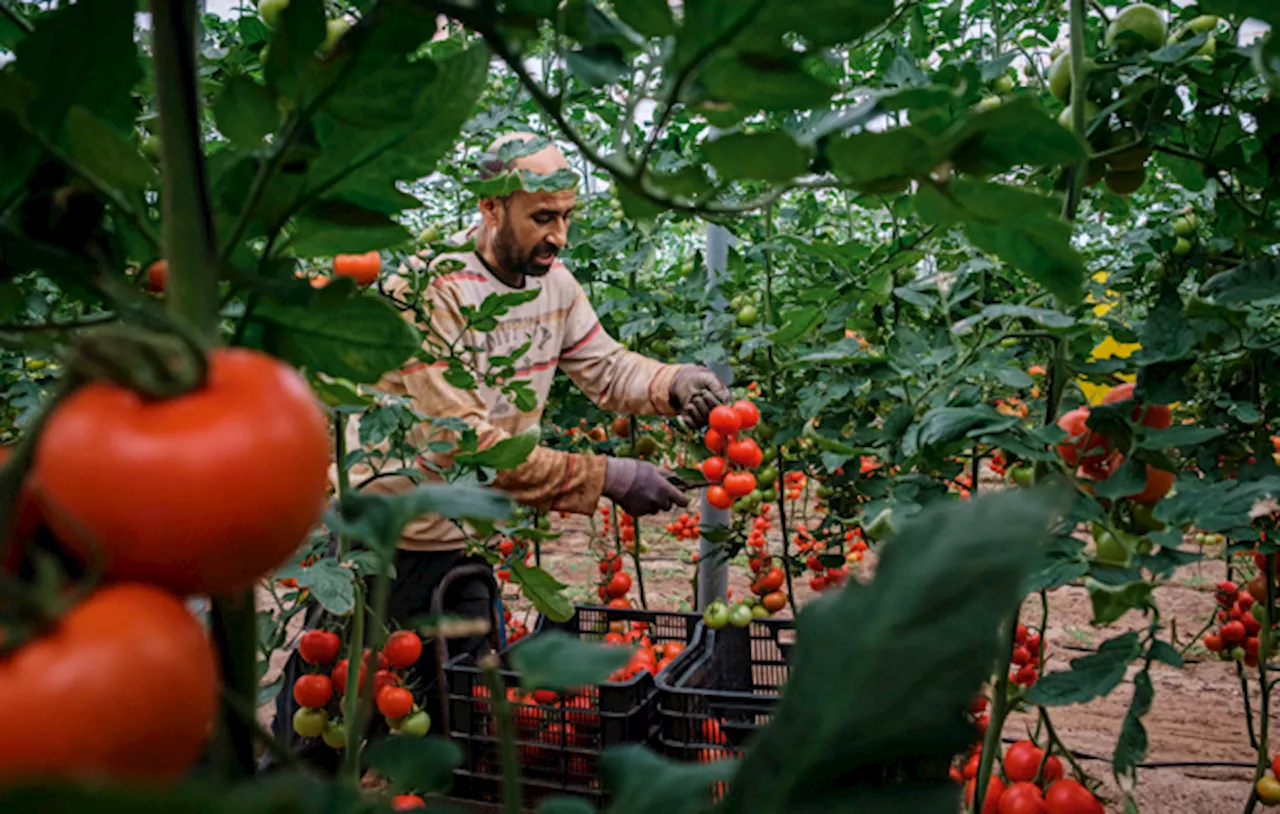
[266,132,728,770]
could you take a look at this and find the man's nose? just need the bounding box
[546,220,568,248]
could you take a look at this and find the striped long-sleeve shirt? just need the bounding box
[339,227,682,551]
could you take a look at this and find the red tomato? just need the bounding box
[1129,465,1174,504]
[299,630,341,665]
[965,777,1006,814]
[1002,740,1044,783]
[33,348,331,596]
[1042,755,1064,784]
[377,686,414,719]
[1044,779,1103,814]
[1273,754,1280,780]
[607,597,630,609]
[383,630,423,670]
[727,438,763,469]
[757,566,785,593]
[1223,619,1247,643]
[731,399,760,429]
[293,674,334,708]
[1102,382,1172,430]
[332,659,349,694]
[700,456,728,483]
[707,485,733,510]
[392,794,427,810]
[708,405,742,436]
[0,584,217,783]
[146,259,168,293]
[333,251,381,286]
[761,591,787,613]
[998,781,1045,814]
[723,471,757,498]
[1203,633,1224,651]
[607,571,632,598]
[704,428,726,454]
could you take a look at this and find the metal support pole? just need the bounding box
[696,213,733,610]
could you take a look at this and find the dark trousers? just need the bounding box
[261,546,498,774]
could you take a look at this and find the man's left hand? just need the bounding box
[670,366,730,429]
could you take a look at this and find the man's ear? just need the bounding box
[478,197,501,227]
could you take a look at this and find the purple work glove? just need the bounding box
[603,458,689,517]
[669,366,731,429]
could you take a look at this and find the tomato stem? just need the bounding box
[341,581,367,775]
[1245,554,1277,813]
[1062,0,1089,224]
[972,614,1017,813]
[148,0,219,342]
[481,653,523,814]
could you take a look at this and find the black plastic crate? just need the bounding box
[444,604,701,807]
[655,618,795,763]
[657,618,952,787]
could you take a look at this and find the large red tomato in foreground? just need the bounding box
[0,584,218,783]
[33,348,332,595]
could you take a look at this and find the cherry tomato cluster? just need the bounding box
[1056,383,1175,504]
[1202,580,1272,667]
[666,511,701,540]
[957,739,1102,814]
[700,400,765,511]
[602,621,686,681]
[293,628,431,745]
[989,449,1008,477]
[1009,623,1043,688]
[504,609,530,645]
[595,552,633,608]
[494,536,535,583]
[782,470,806,501]
[794,524,854,593]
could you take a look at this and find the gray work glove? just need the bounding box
[603,458,689,517]
[669,366,731,429]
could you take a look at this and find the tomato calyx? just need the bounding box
[65,323,209,400]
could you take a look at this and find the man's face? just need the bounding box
[490,189,576,278]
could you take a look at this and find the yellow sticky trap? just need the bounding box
[1080,336,1141,405]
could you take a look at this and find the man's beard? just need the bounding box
[496,219,558,278]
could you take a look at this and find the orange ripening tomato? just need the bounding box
[332,250,381,286]
[1101,382,1172,430]
[145,260,168,293]
[33,348,332,596]
[0,584,218,784]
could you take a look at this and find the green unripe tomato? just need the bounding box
[321,18,350,53]
[322,720,346,749]
[759,487,778,503]
[397,710,431,737]
[293,707,328,738]
[1188,15,1218,34]
[703,600,730,629]
[756,465,778,486]
[1172,236,1193,256]
[757,424,777,445]
[974,96,1003,113]
[736,305,758,327]
[751,603,771,618]
[1008,465,1034,488]
[728,603,754,628]
[1093,529,1128,565]
[1173,213,1197,236]
[537,514,551,531]
[992,74,1015,94]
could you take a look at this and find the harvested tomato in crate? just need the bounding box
[443,604,699,807]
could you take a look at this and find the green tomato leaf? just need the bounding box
[65,106,156,191]
[538,798,597,814]
[1202,257,1280,306]
[769,306,824,343]
[454,431,539,470]
[509,630,633,692]
[1086,578,1154,625]
[329,486,513,553]
[1136,425,1225,449]
[703,131,812,183]
[297,558,357,616]
[253,294,420,384]
[364,736,461,794]
[213,75,280,149]
[263,0,326,103]
[613,0,676,37]
[1148,640,1184,668]
[290,199,413,256]
[1091,458,1151,500]
[598,745,739,814]
[510,562,574,623]
[1114,667,1154,776]
[1025,632,1141,706]
[952,304,1075,335]
[825,128,936,192]
[944,96,1087,176]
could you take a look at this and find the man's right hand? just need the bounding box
[602,458,689,517]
